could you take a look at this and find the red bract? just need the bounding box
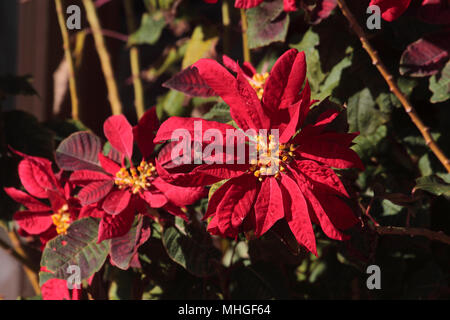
[370,0,450,23]
[204,0,297,12]
[4,151,80,248]
[69,108,205,243]
[154,49,363,255]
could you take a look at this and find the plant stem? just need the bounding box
[336,0,450,173]
[123,0,145,119]
[82,0,123,115]
[55,0,80,120]
[376,226,450,245]
[5,231,41,295]
[222,0,231,56]
[240,9,251,63]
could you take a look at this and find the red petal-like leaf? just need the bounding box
[56,131,103,172]
[41,278,71,300]
[154,116,234,143]
[400,31,450,77]
[103,115,134,160]
[234,0,264,9]
[98,207,135,243]
[109,216,151,270]
[295,160,349,197]
[140,190,168,208]
[4,187,50,211]
[18,158,59,199]
[13,210,52,235]
[133,107,159,159]
[78,180,114,206]
[151,177,206,207]
[369,0,411,21]
[263,49,306,113]
[193,59,261,131]
[69,170,111,186]
[216,174,257,236]
[280,174,317,255]
[102,190,132,215]
[162,66,217,97]
[254,178,284,236]
[98,152,121,176]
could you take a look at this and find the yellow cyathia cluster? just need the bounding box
[51,204,71,235]
[248,72,269,100]
[249,135,298,181]
[115,160,157,194]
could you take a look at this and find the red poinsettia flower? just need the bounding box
[40,267,82,300]
[154,49,363,255]
[369,0,411,21]
[4,151,80,248]
[69,108,205,242]
[204,0,297,12]
[370,0,450,22]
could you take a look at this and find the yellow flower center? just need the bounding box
[114,160,157,194]
[51,204,71,235]
[248,72,269,99]
[249,135,297,181]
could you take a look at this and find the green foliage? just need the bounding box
[128,12,166,46]
[162,217,221,277]
[429,61,450,103]
[40,218,110,285]
[247,0,289,49]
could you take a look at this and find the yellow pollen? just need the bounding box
[114,161,157,194]
[248,134,298,181]
[249,72,269,99]
[51,204,71,235]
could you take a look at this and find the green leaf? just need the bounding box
[414,175,450,197]
[157,90,187,117]
[128,13,166,46]
[182,26,218,69]
[352,125,387,159]
[208,179,228,201]
[162,219,221,277]
[40,218,110,286]
[203,102,232,123]
[429,61,450,103]
[347,88,389,136]
[247,0,289,49]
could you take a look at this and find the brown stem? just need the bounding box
[240,9,251,63]
[82,0,123,115]
[222,0,231,56]
[376,226,450,245]
[123,0,145,119]
[6,231,41,295]
[55,0,80,120]
[336,0,450,173]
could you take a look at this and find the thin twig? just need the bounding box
[240,9,251,63]
[221,0,231,56]
[6,231,41,295]
[336,0,450,173]
[82,0,123,115]
[376,226,450,245]
[55,0,80,120]
[123,0,145,119]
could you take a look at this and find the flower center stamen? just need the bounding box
[51,204,71,235]
[114,160,157,194]
[248,72,269,100]
[249,135,298,181]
